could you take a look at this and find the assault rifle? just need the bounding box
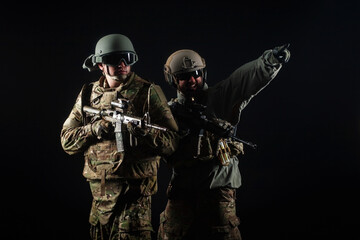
[171,102,257,149]
[83,99,168,153]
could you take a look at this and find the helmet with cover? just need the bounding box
[164,49,206,88]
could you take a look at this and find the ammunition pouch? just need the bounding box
[83,140,160,180]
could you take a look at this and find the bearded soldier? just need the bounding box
[60,34,179,240]
[158,45,290,239]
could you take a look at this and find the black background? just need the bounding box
[2,1,359,239]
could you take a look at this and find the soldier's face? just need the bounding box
[99,62,131,85]
[177,70,203,94]
[100,62,131,77]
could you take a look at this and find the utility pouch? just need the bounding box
[216,139,231,166]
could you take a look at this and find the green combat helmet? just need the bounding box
[164,49,207,88]
[83,34,138,72]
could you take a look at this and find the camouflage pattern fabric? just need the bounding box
[61,73,178,157]
[89,179,153,240]
[158,187,241,240]
[60,72,179,239]
[157,49,285,239]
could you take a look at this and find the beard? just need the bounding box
[182,80,204,96]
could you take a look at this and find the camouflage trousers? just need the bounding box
[157,186,241,240]
[90,222,152,240]
[88,179,154,240]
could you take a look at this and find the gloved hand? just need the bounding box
[212,118,235,138]
[127,122,149,137]
[272,43,291,63]
[91,119,114,139]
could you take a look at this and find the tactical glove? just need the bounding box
[272,43,291,63]
[211,118,235,138]
[91,119,114,139]
[126,122,149,137]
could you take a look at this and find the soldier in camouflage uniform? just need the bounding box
[60,34,179,240]
[157,45,291,239]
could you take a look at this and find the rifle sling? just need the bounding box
[81,82,94,125]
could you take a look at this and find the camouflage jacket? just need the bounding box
[61,73,178,194]
[167,49,283,190]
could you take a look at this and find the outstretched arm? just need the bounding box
[207,44,291,124]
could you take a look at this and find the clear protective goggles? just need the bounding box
[175,70,203,81]
[101,52,138,66]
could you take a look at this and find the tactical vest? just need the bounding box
[168,99,244,168]
[168,98,244,190]
[81,74,161,184]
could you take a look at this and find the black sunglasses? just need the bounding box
[175,70,203,81]
[101,52,138,66]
